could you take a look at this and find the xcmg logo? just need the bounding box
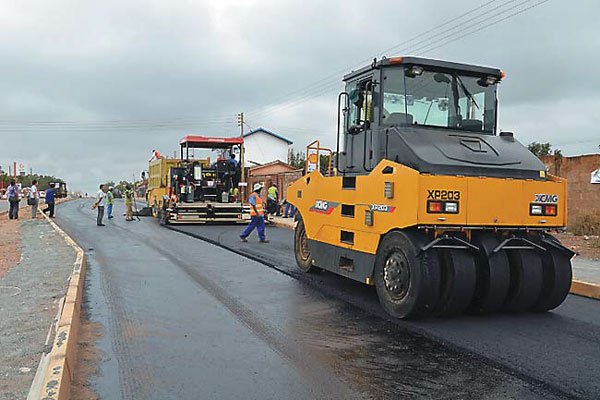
[309,200,339,215]
[533,194,559,203]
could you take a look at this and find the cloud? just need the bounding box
[0,0,597,193]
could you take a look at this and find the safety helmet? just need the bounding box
[253,183,263,192]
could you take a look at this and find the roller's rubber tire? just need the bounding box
[533,236,573,311]
[503,250,543,312]
[374,231,441,319]
[470,233,511,313]
[433,249,477,316]
[294,219,318,273]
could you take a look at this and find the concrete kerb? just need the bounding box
[28,207,86,400]
[269,217,600,300]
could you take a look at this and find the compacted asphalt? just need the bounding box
[55,199,599,399]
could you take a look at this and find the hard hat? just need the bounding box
[109,186,114,190]
[253,183,263,191]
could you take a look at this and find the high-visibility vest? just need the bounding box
[249,192,264,216]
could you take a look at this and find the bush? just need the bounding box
[570,211,600,236]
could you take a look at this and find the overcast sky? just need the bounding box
[0,0,597,193]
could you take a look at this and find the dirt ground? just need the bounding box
[555,232,600,260]
[0,215,76,399]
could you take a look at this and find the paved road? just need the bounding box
[171,223,600,400]
[55,200,596,399]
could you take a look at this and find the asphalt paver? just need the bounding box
[55,200,596,399]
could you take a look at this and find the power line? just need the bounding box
[248,0,549,122]
[247,0,542,121]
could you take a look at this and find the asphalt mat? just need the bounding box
[56,199,599,399]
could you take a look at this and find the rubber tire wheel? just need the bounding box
[294,219,317,273]
[469,233,511,313]
[159,209,169,226]
[373,231,441,319]
[433,249,477,316]
[532,236,572,311]
[503,250,543,312]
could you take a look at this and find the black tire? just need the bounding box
[373,231,441,319]
[470,233,511,313]
[503,250,543,312]
[533,236,573,311]
[294,219,317,273]
[159,209,169,226]
[433,249,477,316]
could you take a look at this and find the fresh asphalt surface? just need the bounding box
[55,199,598,399]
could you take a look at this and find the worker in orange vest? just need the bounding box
[240,183,269,243]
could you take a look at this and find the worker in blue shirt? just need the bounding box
[43,183,56,218]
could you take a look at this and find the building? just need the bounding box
[247,160,303,203]
[243,128,293,167]
[541,153,600,223]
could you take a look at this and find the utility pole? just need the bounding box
[237,112,246,200]
[237,112,244,137]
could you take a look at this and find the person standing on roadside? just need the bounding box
[267,183,279,216]
[106,186,115,219]
[43,183,56,218]
[94,184,107,226]
[240,183,269,243]
[29,180,39,219]
[124,184,134,221]
[7,180,20,220]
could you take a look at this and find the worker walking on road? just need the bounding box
[43,183,56,218]
[124,184,134,221]
[106,186,115,219]
[240,183,269,243]
[94,184,107,226]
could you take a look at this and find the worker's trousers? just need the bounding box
[125,203,133,220]
[240,215,266,241]
[107,203,113,218]
[97,206,104,226]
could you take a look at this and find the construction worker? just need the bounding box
[106,187,115,219]
[124,184,134,221]
[267,183,278,216]
[240,183,269,243]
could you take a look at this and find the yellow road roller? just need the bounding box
[288,56,574,318]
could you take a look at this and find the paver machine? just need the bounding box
[153,135,250,224]
[288,56,574,318]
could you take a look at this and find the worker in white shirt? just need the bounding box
[29,180,39,219]
[94,184,107,226]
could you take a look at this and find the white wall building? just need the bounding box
[242,128,293,167]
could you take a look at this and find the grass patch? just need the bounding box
[571,211,600,236]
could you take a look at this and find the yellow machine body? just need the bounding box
[288,159,567,257]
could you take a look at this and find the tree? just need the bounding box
[288,150,306,169]
[527,142,553,157]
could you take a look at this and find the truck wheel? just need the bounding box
[470,233,510,313]
[433,249,477,316]
[294,219,317,273]
[503,250,543,312]
[374,231,440,319]
[159,209,169,226]
[533,236,572,311]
